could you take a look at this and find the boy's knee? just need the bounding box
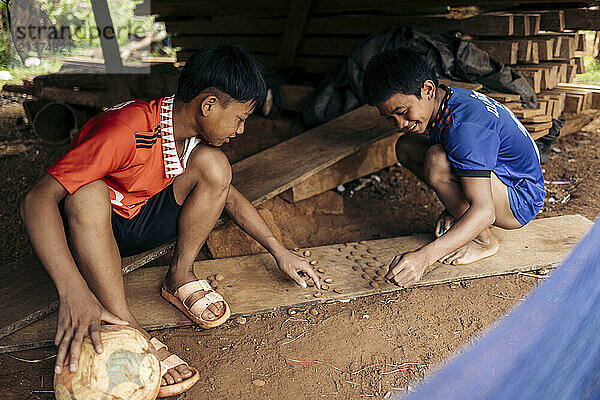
[186,146,232,191]
[64,180,112,225]
[423,145,451,185]
[395,135,414,165]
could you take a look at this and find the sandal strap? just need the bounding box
[150,337,168,352]
[174,280,212,307]
[189,291,224,318]
[160,354,189,377]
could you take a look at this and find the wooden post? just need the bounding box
[278,0,312,68]
[90,0,123,73]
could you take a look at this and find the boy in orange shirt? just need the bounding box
[20,44,319,397]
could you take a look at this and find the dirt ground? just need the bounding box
[0,91,598,399]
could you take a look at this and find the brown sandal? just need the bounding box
[161,279,231,329]
[150,337,200,398]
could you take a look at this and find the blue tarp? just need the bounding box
[402,216,600,400]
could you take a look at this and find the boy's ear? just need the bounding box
[422,80,436,100]
[199,95,219,116]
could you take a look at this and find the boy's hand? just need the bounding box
[435,209,455,237]
[275,250,321,290]
[385,251,430,287]
[54,283,128,375]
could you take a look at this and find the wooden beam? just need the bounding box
[531,41,540,64]
[576,32,586,52]
[0,241,174,340]
[538,38,554,61]
[278,0,312,68]
[304,14,515,36]
[516,69,542,93]
[564,93,585,113]
[575,56,585,74]
[563,8,600,30]
[487,92,521,102]
[566,64,577,82]
[166,17,286,35]
[280,133,401,202]
[472,40,518,64]
[513,14,530,36]
[517,39,532,63]
[539,10,565,31]
[528,13,541,35]
[231,105,397,205]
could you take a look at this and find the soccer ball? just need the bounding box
[54,325,160,400]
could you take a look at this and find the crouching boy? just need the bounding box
[20,44,320,397]
[363,48,545,288]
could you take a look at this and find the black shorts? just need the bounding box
[112,184,182,257]
[59,184,182,258]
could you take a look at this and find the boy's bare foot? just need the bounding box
[439,233,499,265]
[163,271,226,321]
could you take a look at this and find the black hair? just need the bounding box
[363,48,438,106]
[176,43,267,107]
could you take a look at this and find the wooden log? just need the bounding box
[2,83,34,95]
[280,133,402,202]
[472,40,518,64]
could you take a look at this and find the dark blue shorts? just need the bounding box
[60,184,182,257]
[507,185,541,226]
[112,184,182,257]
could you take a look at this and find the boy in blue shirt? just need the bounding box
[363,48,545,288]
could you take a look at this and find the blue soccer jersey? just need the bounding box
[428,86,546,225]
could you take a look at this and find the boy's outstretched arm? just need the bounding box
[20,174,128,374]
[224,184,321,289]
[386,177,496,287]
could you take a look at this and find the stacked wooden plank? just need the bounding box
[131,0,596,74]
[464,9,600,136]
